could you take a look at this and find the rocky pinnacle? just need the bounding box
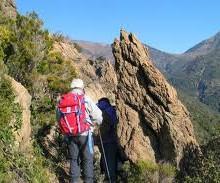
[112,30,199,167]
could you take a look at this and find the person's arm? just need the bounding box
[85,96,103,125]
[56,94,62,122]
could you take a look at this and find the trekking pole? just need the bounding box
[98,129,111,183]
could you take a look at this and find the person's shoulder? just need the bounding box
[84,95,90,101]
[84,95,95,104]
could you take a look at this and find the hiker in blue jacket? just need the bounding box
[97,97,118,182]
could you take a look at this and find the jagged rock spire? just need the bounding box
[112,30,199,167]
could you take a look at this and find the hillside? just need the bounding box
[184,32,220,56]
[169,32,220,112]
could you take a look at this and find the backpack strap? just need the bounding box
[75,94,82,133]
[74,94,89,133]
[63,114,73,134]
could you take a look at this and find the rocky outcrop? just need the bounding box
[112,30,199,167]
[0,0,17,19]
[53,39,116,102]
[6,75,32,152]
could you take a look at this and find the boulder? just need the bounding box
[6,75,32,152]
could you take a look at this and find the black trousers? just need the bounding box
[68,135,94,183]
[100,143,117,183]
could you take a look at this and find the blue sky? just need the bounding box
[16,0,220,53]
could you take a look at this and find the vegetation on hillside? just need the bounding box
[118,160,176,183]
[0,10,77,182]
[169,51,220,113]
[178,137,220,183]
[178,90,220,144]
[0,73,52,182]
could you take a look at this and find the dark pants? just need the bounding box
[100,143,117,183]
[68,135,94,183]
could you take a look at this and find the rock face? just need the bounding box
[112,30,199,167]
[0,0,17,19]
[6,75,32,151]
[54,39,116,102]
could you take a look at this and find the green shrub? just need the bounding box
[52,32,65,42]
[36,60,49,74]
[0,77,16,143]
[179,137,220,183]
[178,90,220,144]
[118,160,176,183]
[0,147,13,183]
[159,163,176,178]
[0,142,51,183]
[3,12,53,86]
[47,76,69,93]
[73,42,82,53]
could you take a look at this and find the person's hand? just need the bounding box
[93,124,100,136]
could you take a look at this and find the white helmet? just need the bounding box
[70,79,84,89]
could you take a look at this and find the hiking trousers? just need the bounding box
[100,142,117,183]
[68,135,94,183]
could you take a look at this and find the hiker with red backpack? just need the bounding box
[57,79,102,183]
[97,98,118,183]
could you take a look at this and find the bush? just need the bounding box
[73,42,82,53]
[0,77,17,144]
[4,12,53,86]
[179,137,220,183]
[118,160,176,183]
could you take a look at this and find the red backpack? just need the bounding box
[57,92,90,136]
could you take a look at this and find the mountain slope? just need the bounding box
[74,40,114,61]
[169,32,220,112]
[184,32,220,56]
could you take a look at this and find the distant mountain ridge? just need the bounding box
[76,40,180,72]
[74,40,114,61]
[184,32,220,56]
